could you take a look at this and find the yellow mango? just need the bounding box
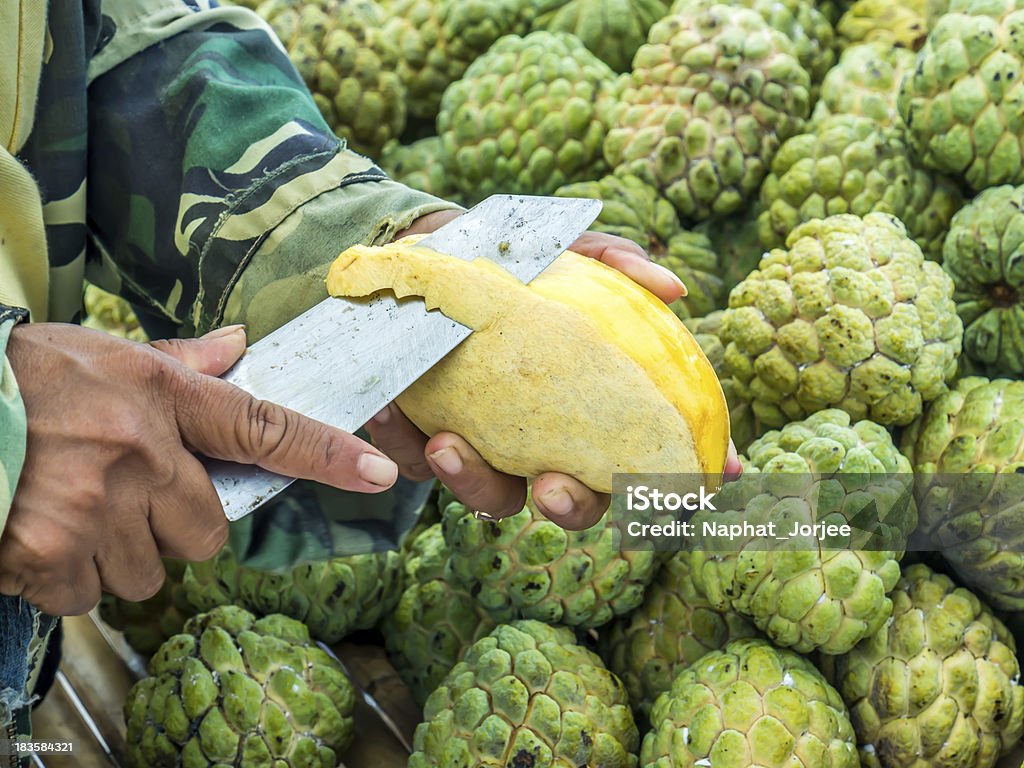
[326,237,729,492]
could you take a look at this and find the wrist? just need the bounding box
[392,210,462,241]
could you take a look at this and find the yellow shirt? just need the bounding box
[0,0,49,321]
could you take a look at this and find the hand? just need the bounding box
[377,215,742,529]
[0,323,398,616]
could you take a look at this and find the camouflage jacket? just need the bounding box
[0,0,457,749]
[0,0,460,558]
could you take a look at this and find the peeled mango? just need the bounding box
[326,236,730,492]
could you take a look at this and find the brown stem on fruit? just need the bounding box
[989,283,1020,308]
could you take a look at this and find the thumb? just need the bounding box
[150,325,247,376]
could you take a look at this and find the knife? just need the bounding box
[205,195,603,521]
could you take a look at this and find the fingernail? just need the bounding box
[372,405,392,425]
[357,452,398,487]
[203,324,246,340]
[653,263,687,295]
[428,446,463,476]
[540,487,574,518]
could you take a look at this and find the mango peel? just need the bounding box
[327,236,729,492]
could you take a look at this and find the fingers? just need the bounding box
[150,325,247,376]
[364,404,433,481]
[174,374,397,493]
[424,433,526,519]
[0,540,103,616]
[96,532,165,603]
[531,473,610,531]
[724,440,743,482]
[569,231,687,304]
[20,561,103,616]
[148,452,229,561]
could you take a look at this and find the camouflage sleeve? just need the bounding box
[85,0,459,338]
[83,0,457,567]
[0,312,28,540]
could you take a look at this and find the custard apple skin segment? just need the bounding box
[722,212,963,428]
[641,637,859,768]
[530,0,672,73]
[443,499,658,629]
[382,0,534,121]
[671,0,837,85]
[690,409,915,655]
[898,0,1024,191]
[182,546,402,644]
[942,183,1024,374]
[820,564,1024,768]
[603,7,812,221]
[901,376,1024,610]
[438,31,614,203]
[758,115,917,250]
[758,115,963,259]
[379,137,459,202]
[408,620,640,768]
[123,605,356,768]
[836,0,928,50]
[811,42,915,126]
[598,550,758,722]
[381,523,505,706]
[257,0,406,157]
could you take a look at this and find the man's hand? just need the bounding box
[0,323,398,616]
[377,214,741,529]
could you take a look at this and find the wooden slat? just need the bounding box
[333,642,420,752]
[31,672,114,768]
[54,614,138,766]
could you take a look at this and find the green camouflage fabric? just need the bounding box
[2,0,459,560]
[0,0,460,752]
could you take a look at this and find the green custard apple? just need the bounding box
[408,620,639,768]
[443,498,659,629]
[123,606,356,768]
[821,563,1024,768]
[603,6,811,220]
[722,212,963,428]
[690,409,916,654]
[642,637,858,768]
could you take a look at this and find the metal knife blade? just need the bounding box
[206,195,602,520]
